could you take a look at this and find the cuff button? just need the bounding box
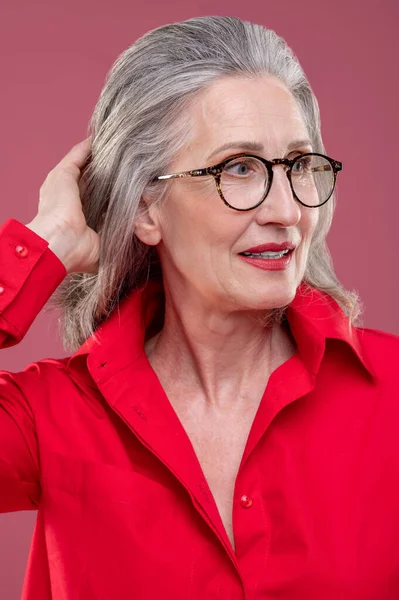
[0,285,4,295]
[15,245,28,258]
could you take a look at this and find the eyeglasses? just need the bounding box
[156,152,343,211]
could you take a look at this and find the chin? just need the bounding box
[254,284,297,311]
[220,272,300,312]
[228,288,295,313]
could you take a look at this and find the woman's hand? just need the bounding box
[26,137,100,275]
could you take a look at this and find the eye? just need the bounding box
[292,155,313,174]
[223,157,263,178]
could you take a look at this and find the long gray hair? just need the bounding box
[48,15,362,352]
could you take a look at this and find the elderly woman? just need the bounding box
[1,15,398,600]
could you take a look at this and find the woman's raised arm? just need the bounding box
[0,138,100,512]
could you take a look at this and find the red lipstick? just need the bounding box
[242,241,296,253]
[238,241,297,271]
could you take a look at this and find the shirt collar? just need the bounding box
[67,280,377,383]
[286,282,376,381]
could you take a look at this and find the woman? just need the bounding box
[1,15,399,600]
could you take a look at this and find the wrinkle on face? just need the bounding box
[144,74,321,404]
[155,74,318,315]
[193,76,308,165]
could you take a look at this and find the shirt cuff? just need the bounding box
[0,218,67,348]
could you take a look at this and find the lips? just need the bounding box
[240,241,296,254]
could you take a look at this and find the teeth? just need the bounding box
[242,249,290,259]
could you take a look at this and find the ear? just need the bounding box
[134,196,162,246]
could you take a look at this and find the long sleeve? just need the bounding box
[0,218,66,512]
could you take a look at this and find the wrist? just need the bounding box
[26,216,75,273]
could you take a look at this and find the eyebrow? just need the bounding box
[206,138,313,161]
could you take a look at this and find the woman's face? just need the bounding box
[141,75,320,312]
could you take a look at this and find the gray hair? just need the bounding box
[48,15,362,352]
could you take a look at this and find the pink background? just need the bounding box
[0,0,398,597]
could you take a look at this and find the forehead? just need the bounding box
[187,75,309,160]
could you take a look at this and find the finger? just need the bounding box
[57,137,93,171]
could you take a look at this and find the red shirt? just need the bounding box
[1,217,399,600]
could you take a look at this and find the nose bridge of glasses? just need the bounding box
[259,158,296,209]
[270,157,292,172]
[268,158,293,189]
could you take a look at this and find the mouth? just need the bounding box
[237,246,295,271]
[239,248,293,260]
[239,241,297,260]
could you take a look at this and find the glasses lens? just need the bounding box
[220,154,336,209]
[220,157,268,210]
[291,154,335,207]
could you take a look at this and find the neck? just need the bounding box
[145,283,295,410]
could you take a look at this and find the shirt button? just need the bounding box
[240,495,253,508]
[15,245,29,258]
[0,285,4,295]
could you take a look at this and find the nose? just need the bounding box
[254,164,301,227]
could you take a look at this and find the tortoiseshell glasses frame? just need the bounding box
[155,152,343,211]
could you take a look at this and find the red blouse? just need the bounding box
[1,217,399,600]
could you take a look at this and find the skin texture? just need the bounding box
[134,75,320,549]
[135,74,319,408]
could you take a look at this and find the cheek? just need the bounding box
[297,212,319,268]
[161,181,239,251]
[162,181,214,231]
[302,209,319,241]
[158,188,217,268]
[158,186,248,278]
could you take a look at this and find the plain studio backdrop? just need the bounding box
[0,0,398,597]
